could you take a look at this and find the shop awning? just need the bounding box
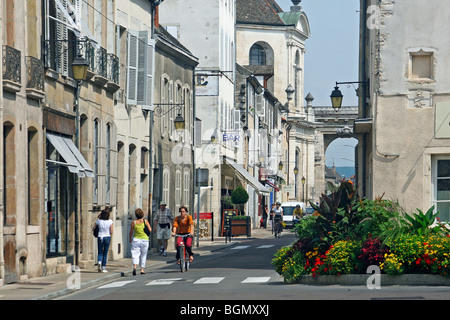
[265,179,279,192]
[46,132,94,178]
[225,159,271,195]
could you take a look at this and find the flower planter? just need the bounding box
[231,217,251,237]
[285,274,450,286]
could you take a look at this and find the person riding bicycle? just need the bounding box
[172,206,194,263]
[274,202,283,234]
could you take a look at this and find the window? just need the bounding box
[127,30,155,106]
[410,50,433,80]
[249,44,266,66]
[183,169,190,208]
[433,156,450,221]
[28,128,39,225]
[175,169,182,208]
[106,123,111,204]
[162,166,170,205]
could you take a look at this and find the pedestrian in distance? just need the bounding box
[263,204,269,229]
[94,208,113,273]
[129,208,152,275]
[172,206,194,263]
[153,201,174,257]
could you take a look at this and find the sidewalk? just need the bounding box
[0,228,274,300]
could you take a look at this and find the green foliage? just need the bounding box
[274,181,450,280]
[404,206,438,236]
[231,185,249,205]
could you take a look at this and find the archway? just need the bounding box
[325,137,358,187]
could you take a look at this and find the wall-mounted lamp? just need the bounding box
[71,54,89,81]
[330,81,366,111]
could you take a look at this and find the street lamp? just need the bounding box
[71,54,89,82]
[301,176,306,202]
[330,85,343,111]
[330,81,367,111]
[71,53,88,267]
[174,113,186,131]
[278,161,283,171]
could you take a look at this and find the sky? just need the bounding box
[278,0,360,167]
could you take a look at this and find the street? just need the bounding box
[58,231,450,303]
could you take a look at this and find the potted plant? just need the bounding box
[230,186,251,237]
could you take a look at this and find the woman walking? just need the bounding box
[129,208,152,275]
[95,209,113,272]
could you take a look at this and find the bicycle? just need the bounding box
[274,217,283,239]
[175,234,191,272]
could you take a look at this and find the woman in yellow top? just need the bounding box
[172,206,194,263]
[129,208,152,276]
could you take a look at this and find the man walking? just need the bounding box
[153,201,173,256]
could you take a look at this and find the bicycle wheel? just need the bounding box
[179,246,185,273]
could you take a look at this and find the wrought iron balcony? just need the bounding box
[3,45,22,92]
[42,39,120,91]
[26,56,45,100]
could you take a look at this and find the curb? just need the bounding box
[285,274,450,286]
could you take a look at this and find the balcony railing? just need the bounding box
[3,45,21,83]
[26,56,45,92]
[42,39,119,88]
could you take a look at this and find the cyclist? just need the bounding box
[172,206,194,263]
[274,202,283,236]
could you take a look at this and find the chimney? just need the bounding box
[154,5,160,29]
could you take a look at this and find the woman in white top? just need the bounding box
[94,209,113,272]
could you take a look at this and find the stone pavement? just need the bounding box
[0,227,275,300]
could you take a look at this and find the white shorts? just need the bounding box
[131,238,149,267]
[157,225,171,240]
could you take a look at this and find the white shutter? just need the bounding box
[143,39,155,110]
[234,109,241,131]
[127,30,139,105]
[255,93,265,122]
[137,31,148,105]
[56,0,69,76]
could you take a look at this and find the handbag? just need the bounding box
[93,224,99,238]
[143,219,151,237]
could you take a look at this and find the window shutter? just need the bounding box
[234,109,241,131]
[255,93,265,122]
[126,30,139,105]
[56,0,69,76]
[137,31,148,105]
[143,39,155,110]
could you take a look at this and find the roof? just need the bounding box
[236,0,285,26]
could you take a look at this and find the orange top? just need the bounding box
[173,215,193,234]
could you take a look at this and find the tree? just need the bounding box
[231,185,249,215]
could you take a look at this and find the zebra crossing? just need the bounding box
[95,243,279,290]
[97,275,276,289]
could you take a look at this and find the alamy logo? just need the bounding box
[366,5,381,30]
[366,265,381,289]
[66,265,81,290]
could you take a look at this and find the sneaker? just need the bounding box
[163,251,167,257]
[159,248,164,255]
[102,269,108,273]
[97,263,102,272]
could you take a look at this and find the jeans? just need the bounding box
[175,235,193,260]
[97,236,111,269]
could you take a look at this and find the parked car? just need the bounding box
[281,202,306,228]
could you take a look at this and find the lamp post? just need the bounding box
[72,53,88,267]
[293,166,298,199]
[301,176,306,202]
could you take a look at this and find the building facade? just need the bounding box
[356,0,450,220]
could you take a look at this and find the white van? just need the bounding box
[281,202,306,228]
